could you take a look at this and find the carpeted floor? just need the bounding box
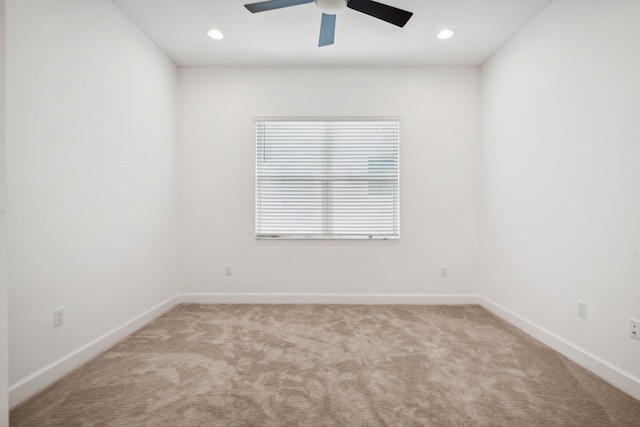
[10,304,640,426]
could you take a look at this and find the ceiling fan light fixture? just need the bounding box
[315,0,347,13]
[437,28,455,40]
[206,29,224,40]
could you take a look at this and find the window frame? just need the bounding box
[255,118,400,240]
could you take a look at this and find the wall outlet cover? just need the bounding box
[631,319,640,341]
[578,301,587,319]
[54,307,64,327]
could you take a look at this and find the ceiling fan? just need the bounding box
[244,0,413,47]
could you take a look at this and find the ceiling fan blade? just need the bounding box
[245,0,314,13]
[347,0,413,27]
[319,13,336,47]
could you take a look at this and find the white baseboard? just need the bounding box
[178,293,483,305]
[480,297,640,400]
[9,295,179,409]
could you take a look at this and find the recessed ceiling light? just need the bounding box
[207,29,224,40]
[437,29,455,40]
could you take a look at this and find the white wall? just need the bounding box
[481,0,640,392]
[0,2,8,424]
[6,0,178,403]
[178,67,480,299]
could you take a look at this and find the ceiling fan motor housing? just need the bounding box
[315,0,348,14]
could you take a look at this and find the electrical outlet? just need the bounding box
[440,267,447,277]
[630,319,640,341]
[225,265,232,276]
[54,307,64,327]
[577,301,587,319]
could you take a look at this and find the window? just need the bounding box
[255,120,399,239]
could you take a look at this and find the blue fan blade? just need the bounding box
[245,0,314,13]
[319,13,336,47]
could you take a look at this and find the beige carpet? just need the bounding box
[10,304,640,426]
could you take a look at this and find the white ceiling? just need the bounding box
[111,0,552,67]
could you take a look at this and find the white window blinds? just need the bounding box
[255,120,400,239]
